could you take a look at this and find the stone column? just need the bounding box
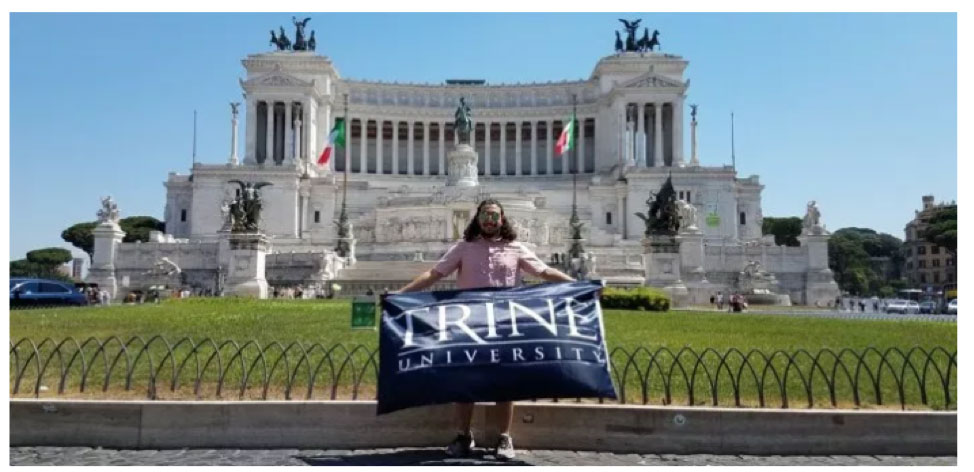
[293,117,303,171]
[244,97,256,164]
[284,102,293,163]
[376,119,384,174]
[635,103,644,166]
[530,121,537,175]
[546,119,554,175]
[515,121,522,176]
[439,122,446,174]
[499,122,507,175]
[229,104,240,165]
[577,117,585,173]
[392,119,400,174]
[358,116,369,174]
[653,102,664,167]
[423,121,430,175]
[319,101,331,172]
[673,99,685,167]
[265,101,274,165]
[469,119,476,173]
[407,120,415,175]
[690,110,699,166]
[343,114,351,173]
[484,121,491,175]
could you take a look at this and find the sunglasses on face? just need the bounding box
[479,212,501,223]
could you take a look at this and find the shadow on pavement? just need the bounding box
[298,448,531,466]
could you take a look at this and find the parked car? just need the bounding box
[885,299,919,315]
[10,278,88,308]
[947,299,958,315]
[919,301,938,314]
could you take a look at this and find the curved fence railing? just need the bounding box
[10,337,956,410]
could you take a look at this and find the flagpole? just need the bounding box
[568,94,585,279]
[336,94,351,258]
[192,110,197,168]
[731,111,736,171]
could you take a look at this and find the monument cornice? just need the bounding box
[190,164,306,179]
[590,52,689,79]
[341,78,595,91]
[343,104,601,120]
[243,52,338,75]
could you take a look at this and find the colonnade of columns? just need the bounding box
[624,101,684,167]
[335,117,595,176]
[252,99,312,165]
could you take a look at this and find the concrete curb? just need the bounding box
[10,400,956,455]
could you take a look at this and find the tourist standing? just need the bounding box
[398,199,574,461]
[716,291,724,310]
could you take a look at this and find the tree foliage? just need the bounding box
[11,247,75,282]
[120,216,166,243]
[761,216,803,247]
[26,247,73,266]
[61,216,165,259]
[828,227,905,296]
[61,221,98,258]
[923,205,957,254]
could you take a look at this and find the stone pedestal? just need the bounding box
[677,231,713,304]
[446,144,479,187]
[86,222,126,299]
[225,233,270,298]
[642,236,689,307]
[798,233,840,306]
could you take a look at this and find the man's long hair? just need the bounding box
[464,198,517,242]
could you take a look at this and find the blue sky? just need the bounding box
[9,12,956,260]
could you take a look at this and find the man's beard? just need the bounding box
[481,224,500,236]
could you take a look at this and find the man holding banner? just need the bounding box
[395,199,575,460]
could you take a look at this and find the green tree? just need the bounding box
[61,221,98,259]
[10,259,43,277]
[120,216,166,243]
[61,216,165,260]
[11,247,74,281]
[923,205,957,255]
[828,227,905,296]
[26,247,73,266]
[761,216,802,246]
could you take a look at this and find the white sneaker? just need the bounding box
[495,434,515,461]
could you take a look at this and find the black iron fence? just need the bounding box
[10,337,956,410]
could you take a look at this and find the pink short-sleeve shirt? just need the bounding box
[431,238,550,290]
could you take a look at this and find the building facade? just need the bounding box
[86,24,838,305]
[903,195,956,290]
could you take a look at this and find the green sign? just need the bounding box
[351,297,377,329]
[706,212,721,228]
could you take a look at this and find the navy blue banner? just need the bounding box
[377,280,617,414]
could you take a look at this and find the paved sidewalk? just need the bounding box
[9,447,957,466]
[677,307,956,323]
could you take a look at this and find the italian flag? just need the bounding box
[554,114,576,156]
[317,118,346,166]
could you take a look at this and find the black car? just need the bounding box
[10,278,89,308]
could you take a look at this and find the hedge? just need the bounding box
[601,286,671,311]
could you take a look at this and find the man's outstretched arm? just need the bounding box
[540,267,575,283]
[399,269,445,293]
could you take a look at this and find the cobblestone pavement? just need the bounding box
[9,447,957,466]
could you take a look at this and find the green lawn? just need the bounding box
[10,299,957,410]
